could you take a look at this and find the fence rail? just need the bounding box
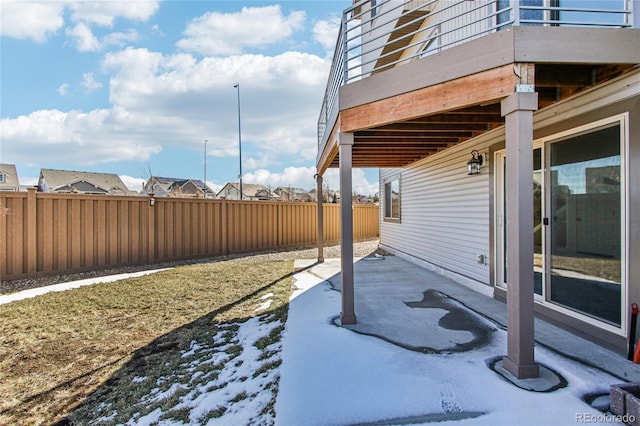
[0,189,379,281]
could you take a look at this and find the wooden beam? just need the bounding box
[341,64,517,132]
[317,116,341,176]
[375,122,493,131]
[356,130,474,138]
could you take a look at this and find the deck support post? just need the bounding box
[316,173,324,263]
[339,132,356,325]
[501,91,539,379]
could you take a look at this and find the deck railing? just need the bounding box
[317,0,635,157]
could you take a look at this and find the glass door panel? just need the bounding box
[548,125,622,326]
[499,149,543,296]
[533,149,542,296]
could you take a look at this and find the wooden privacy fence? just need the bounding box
[0,189,379,281]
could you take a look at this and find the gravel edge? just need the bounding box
[1,239,381,295]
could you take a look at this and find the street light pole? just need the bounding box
[234,83,243,200]
[203,139,208,199]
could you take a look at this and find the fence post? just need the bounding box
[277,203,283,248]
[221,198,228,255]
[148,194,156,265]
[0,195,5,280]
[26,187,37,278]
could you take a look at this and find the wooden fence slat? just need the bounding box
[0,192,379,281]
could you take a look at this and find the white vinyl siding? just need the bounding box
[380,131,502,285]
[379,70,639,293]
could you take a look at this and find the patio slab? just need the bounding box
[296,255,640,384]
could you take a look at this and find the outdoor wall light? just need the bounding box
[467,150,483,175]
[149,197,156,206]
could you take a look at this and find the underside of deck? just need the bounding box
[317,26,640,173]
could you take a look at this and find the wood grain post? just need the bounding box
[148,194,156,265]
[26,187,37,278]
[221,198,228,255]
[316,174,324,263]
[339,132,356,325]
[0,194,6,280]
[501,90,539,379]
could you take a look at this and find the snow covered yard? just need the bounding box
[0,259,293,425]
[73,308,285,425]
[1,247,629,426]
[276,262,626,426]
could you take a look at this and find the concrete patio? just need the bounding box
[295,254,640,385]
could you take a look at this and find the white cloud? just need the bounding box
[3,42,332,175]
[82,72,103,93]
[207,181,222,194]
[66,22,101,52]
[244,153,276,171]
[66,22,138,52]
[177,5,305,56]
[103,29,138,46]
[0,0,65,42]
[323,169,379,196]
[312,17,341,52]
[100,47,329,166]
[68,1,159,27]
[2,4,344,187]
[19,176,38,186]
[120,175,146,192]
[243,167,316,191]
[0,108,163,165]
[242,167,378,196]
[57,83,70,96]
[1,1,156,49]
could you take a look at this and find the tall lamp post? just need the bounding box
[203,139,208,199]
[234,83,243,200]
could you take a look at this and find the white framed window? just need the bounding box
[383,175,400,222]
[0,172,5,183]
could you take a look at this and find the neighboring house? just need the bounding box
[38,168,134,195]
[216,183,277,201]
[315,0,640,378]
[274,187,312,202]
[0,164,20,191]
[309,188,339,203]
[142,176,214,198]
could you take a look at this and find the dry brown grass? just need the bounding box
[534,253,621,282]
[0,259,293,425]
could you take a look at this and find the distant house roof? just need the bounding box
[274,186,312,202]
[142,176,214,198]
[0,164,20,191]
[38,169,133,195]
[275,187,309,195]
[216,182,277,200]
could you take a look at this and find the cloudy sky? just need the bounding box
[0,0,379,195]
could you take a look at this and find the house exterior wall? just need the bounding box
[380,128,499,288]
[380,70,640,350]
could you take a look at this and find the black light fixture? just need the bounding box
[467,150,483,175]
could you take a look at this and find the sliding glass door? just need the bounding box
[496,117,626,329]
[548,124,622,326]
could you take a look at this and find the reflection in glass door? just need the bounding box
[533,149,542,296]
[497,150,542,296]
[548,124,622,326]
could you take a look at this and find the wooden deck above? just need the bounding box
[317,27,640,173]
